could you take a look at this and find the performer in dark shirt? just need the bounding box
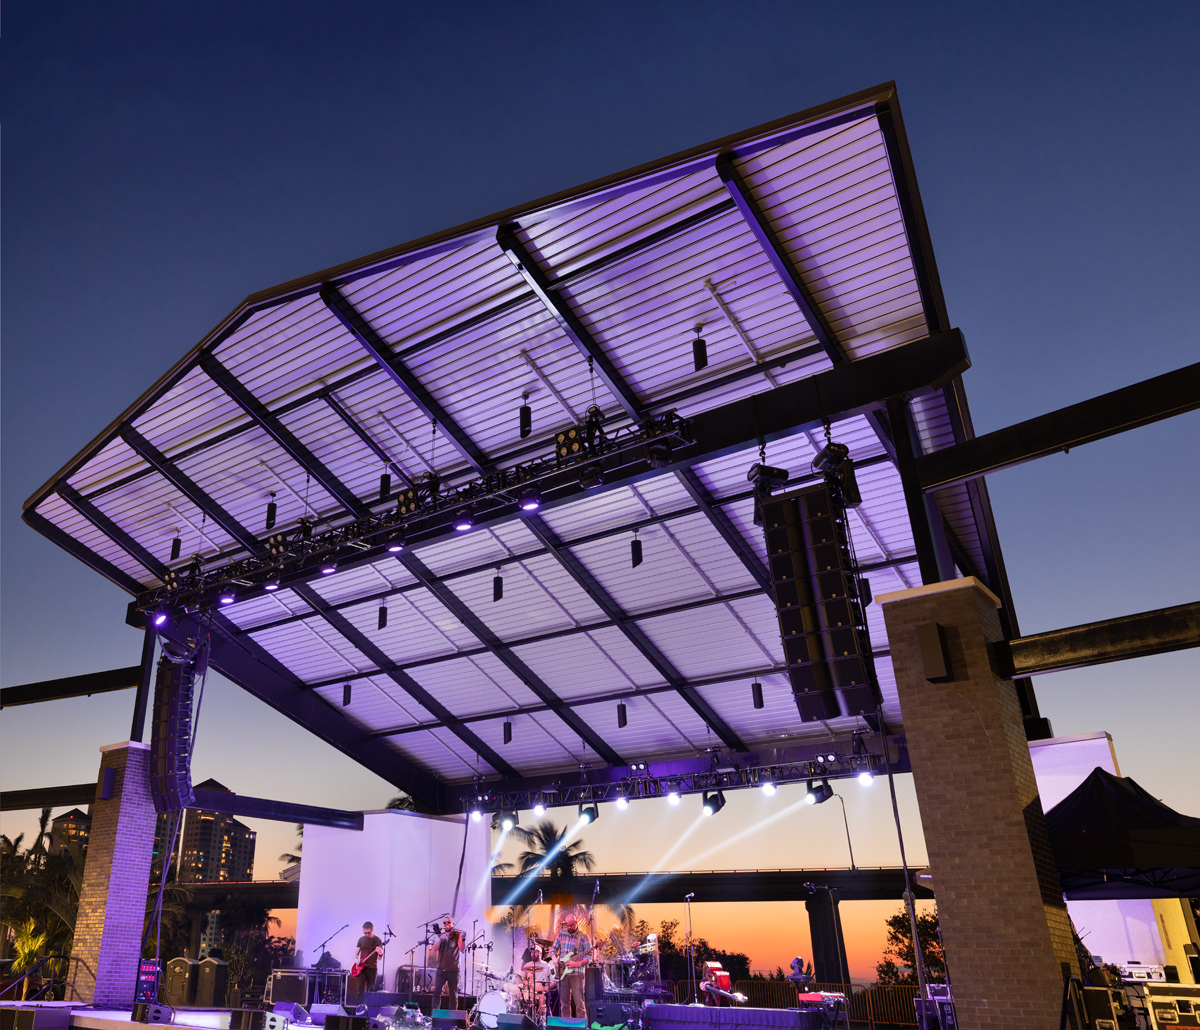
[347,921,384,1007]
[431,918,465,1009]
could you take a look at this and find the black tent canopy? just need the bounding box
[1045,766,1200,899]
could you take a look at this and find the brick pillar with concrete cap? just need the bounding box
[67,741,157,1003]
[879,577,1077,1028]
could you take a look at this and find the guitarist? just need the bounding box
[550,912,592,1023]
[347,921,383,1007]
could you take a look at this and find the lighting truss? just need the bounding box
[136,411,692,617]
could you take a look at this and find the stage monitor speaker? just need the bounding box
[310,1004,344,1027]
[149,657,196,812]
[196,957,228,1008]
[496,1016,539,1030]
[431,1011,469,1030]
[584,967,604,1002]
[588,1002,635,1027]
[264,1013,297,1030]
[165,956,198,1007]
[272,1003,309,1024]
[147,1006,174,1025]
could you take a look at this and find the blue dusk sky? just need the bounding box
[2,2,1197,972]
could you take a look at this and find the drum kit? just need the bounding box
[470,954,556,1029]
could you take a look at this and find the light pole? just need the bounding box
[832,793,856,871]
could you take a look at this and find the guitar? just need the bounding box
[350,942,383,978]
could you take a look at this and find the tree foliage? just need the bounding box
[874,907,945,985]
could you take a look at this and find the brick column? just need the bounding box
[879,578,1077,1028]
[68,742,157,1004]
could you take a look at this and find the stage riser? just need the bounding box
[644,1005,827,1030]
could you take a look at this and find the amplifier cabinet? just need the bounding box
[270,970,312,1006]
[1146,983,1200,1029]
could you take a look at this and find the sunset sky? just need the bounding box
[2,2,1196,981]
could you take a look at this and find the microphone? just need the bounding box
[684,893,695,900]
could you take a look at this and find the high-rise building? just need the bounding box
[50,808,91,854]
[176,779,256,882]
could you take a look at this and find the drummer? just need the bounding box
[521,944,554,1015]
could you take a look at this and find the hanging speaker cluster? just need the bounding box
[149,657,197,812]
[761,484,880,722]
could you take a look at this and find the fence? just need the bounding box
[660,979,925,1028]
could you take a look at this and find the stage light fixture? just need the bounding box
[170,535,182,561]
[342,682,352,707]
[470,809,482,823]
[858,768,875,786]
[454,508,475,532]
[617,703,628,728]
[320,556,338,575]
[533,799,547,817]
[264,575,280,591]
[692,326,708,371]
[578,464,605,490]
[751,681,764,709]
[631,532,643,568]
[378,602,388,631]
[379,473,391,502]
[152,606,169,627]
[519,393,532,439]
[579,803,599,825]
[266,494,277,530]
[701,790,726,817]
[503,720,513,744]
[219,588,236,605]
[499,810,518,831]
[645,442,672,469]
[805,779,834,805]
[268,533,288,555]
[518,485,542,511]
[761,780,776,797]
[396,488,419,515]
[666,790,681,806]
[805,780,817,805]
[386,531,405,553]
[615,794,629,810]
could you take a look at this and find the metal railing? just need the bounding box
[0,955,69,1001]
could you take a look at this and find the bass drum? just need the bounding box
[473,989,513,1029]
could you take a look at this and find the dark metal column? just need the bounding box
[129,626,157,743]
[886,397,955,584]
[805,889,850,986]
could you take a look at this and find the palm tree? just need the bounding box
[510,819,595,883]
[386,794,416,812]
[278,823,303,866]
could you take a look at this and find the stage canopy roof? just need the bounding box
[24,83,1015,810]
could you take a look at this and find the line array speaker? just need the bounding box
[149,657,196,811]
[761,484,879,721]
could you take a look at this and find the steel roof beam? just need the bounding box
[191,610,447,810]
[288,582,520,779]
[393,551,627,767]
[22,508,146,594]
[917,361,1200,492]
[523,514,748,752]
[497,225,644,420]
[190,788,364,830]
[119,424,259,551]
[322,394,415,490]
[56,481,168,580]
[673,469,771,591]
[320,283,490,474]
[1,784,98,812]
[200,353,369,518]
[1,666,142,708]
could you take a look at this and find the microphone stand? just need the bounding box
[684,894,697,1004]
[313,924,349,969]
[377,925,396,1003]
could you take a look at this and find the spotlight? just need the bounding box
[268,533,288,555]
[499,810,518,832]
[645,442,672,469]
[219,588,236,605]
[751,681,764,709]
[320,557,338,575]
[805,779,833,805]
[342,682,352,707]
[454,508,475,532]
[578,464,605,490]
[378,602,388,631]
[746,463,790,490]
[470,809,482,823]
[396,488,419,516]
[266,494,277,530]
[666,790,681,806]
[386,531,405,553]
[858,768,875,786]
[519,393,532,439]
[518,485,542,512]
[617,702,628,729]
[811,440,850,475]
[579,803,599,825]
[379,473,391,502]
[701,791,726,817]
[264,575,280,591]
[533,800,547,817]
[152,607,169,627]
[615,795,629,810]
[761,780,776,797]
[692,326,708,371]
